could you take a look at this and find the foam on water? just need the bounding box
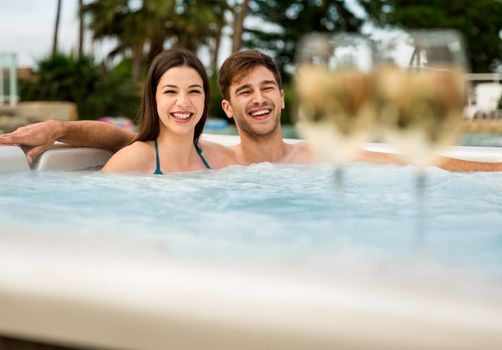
[1,163,501,285]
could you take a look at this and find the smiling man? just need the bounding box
[218,50,314,165]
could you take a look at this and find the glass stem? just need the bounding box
[415,170,427,259]
[334,166,344,188]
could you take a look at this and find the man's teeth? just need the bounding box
[250,109,271,116]
[172,113,191,119]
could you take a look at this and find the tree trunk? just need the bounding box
[52,0,62,57]
[148,36,165,66]
[210,23,223,75]
[78,0,84,58]
[131,42,144,84]
[231,0,249,53]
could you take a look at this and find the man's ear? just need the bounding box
[280,89,285,109]
[221,99,234,119]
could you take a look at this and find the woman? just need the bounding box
[102,48,234,174]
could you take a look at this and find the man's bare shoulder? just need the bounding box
[198,140,238,168]
[281,141,320,164]
[101,141,154,173]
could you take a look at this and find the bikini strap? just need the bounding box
[153,139,163,175]
[194,142,212,169]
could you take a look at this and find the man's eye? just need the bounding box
[263,86,274,91]
[239,90,250,95]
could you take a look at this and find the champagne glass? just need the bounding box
[294,33,375,186]
[374,30,467,174]
[373,30,468,256]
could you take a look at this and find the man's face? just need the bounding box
[222,65,284,140]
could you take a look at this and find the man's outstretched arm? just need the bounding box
[0,120,137,164]
[357,149,502,172]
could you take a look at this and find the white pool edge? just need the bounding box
[1,228,502,349]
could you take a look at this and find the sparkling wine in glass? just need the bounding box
[294,33,375,186]
[374,30,467,172]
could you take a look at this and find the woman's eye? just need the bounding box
[190,89,202,95]
[164,90,176,94]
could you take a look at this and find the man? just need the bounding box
[0,50,501,171]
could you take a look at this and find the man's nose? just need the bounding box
[251,90,265,104]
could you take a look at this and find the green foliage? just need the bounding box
[20,53,139,119]
[244,0,365,82]
[84,0,227,78]
[281,83,294,125]
[360,0,502,72]
[208,73,227,119]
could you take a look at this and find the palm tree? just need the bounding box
[52,0,63,57]
[231,0,250,53]
[84,0,231,81]
[78,0,84,58]
[84,0,149,82]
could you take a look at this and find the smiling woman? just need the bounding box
[101,48,235,174]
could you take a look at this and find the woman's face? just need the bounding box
[155,66,205,137]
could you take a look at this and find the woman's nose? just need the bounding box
[176,93,191,107]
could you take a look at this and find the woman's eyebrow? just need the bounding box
[161,84,203,89]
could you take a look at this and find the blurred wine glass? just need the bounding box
[294,33,375,185]
[373,30,468,172]
[373,30,468,256]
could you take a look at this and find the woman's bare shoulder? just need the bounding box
[101,141,155,173]
[198,140,237,168]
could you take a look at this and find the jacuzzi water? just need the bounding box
[1,163,502,289]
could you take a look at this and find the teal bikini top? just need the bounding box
[153,139,211,175]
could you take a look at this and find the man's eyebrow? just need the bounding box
[235,84,252,94]
[261,80,278,86]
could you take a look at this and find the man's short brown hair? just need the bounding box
[218,49,282,100]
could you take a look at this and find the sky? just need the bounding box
[0,0,115,68]
[0,0,236,70]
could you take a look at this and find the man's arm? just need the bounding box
[436,157,502,172]
[357,149,502,172]
[0,120,137,164]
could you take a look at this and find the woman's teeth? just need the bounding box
[172,113,191,120]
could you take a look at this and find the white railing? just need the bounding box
[465,73,502,120]
[0,52,18,106]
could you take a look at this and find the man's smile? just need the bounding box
[247,106,273,120]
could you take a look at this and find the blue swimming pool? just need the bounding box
[1,163,501,282]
